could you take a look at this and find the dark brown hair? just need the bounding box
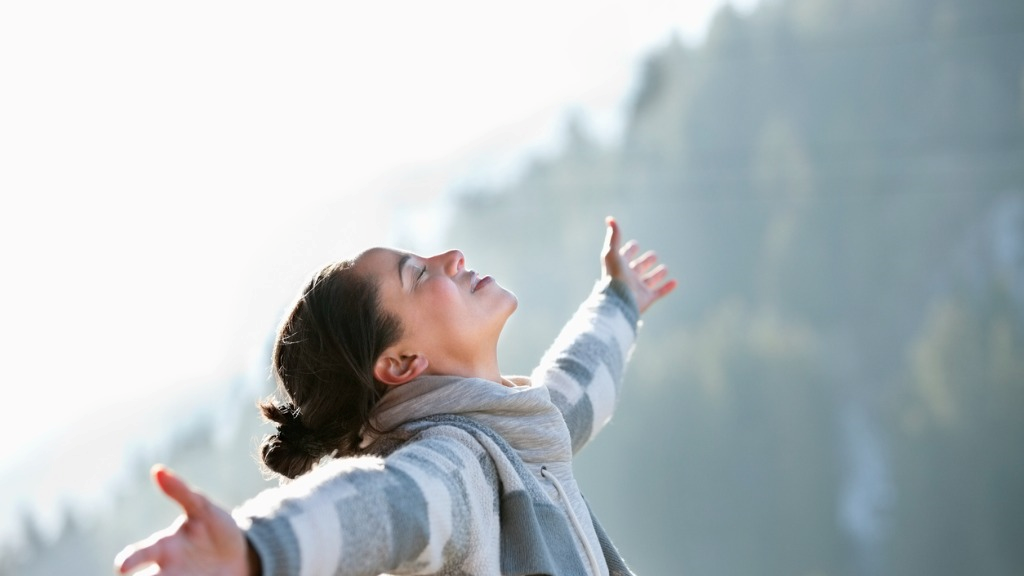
[258,258,402,479]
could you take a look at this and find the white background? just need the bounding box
[0,0,759,542]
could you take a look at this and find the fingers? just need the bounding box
[599,216,678,313]
[639,264,677,307]
[114,519,181,574]
[642,263,669,286]
[606,216,644,265]
[153,465,209,519]
[116,467,200,574]
[630,250,658,274]
[620,240,640,262]
[653,277,678,299]
[115,543,156,575]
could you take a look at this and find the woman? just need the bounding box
[115,216,676,576]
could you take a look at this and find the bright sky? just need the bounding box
[0,0,758,542]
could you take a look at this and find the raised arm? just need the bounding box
[533,217,677,453]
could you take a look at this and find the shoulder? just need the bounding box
[368,417,501,466]
[371,420,504,497]
[390,415,512,454]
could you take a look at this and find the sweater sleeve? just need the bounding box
[234,427,500,576]
[531,277,640,454]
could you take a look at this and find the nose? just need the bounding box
[435,249,464,276]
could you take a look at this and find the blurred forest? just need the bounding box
[4,0,1023,574]
[441,0,1024,574]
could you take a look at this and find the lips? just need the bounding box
[473,275,492,292]
[470,272,492,293]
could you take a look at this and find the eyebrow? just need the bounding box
[397,253,411,288]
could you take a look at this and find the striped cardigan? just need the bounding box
[235,278,641,575]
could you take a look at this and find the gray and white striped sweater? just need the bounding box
[235,278,641,575]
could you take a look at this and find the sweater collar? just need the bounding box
[362,374,571,463]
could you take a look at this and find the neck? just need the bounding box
[425,350,501,385]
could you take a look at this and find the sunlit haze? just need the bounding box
[0,0,758,542]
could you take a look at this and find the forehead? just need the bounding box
[353,247,406,286]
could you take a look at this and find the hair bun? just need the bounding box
[260,401,327,479]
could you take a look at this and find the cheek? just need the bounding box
[421,283,466,318]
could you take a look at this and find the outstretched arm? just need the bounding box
[534,216,677,453]
[114,466,259,576]
[117,427,504,576]
[238,427,505,575]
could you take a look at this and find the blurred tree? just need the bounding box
[445,0,1024,574]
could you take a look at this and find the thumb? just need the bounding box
[604,216,619,251]
[153,464,209,519]
[602,216,620,261]
[602,216,623,278]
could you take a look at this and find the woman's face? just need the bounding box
[354,247,518,377]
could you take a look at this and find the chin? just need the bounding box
[501,288,519,314]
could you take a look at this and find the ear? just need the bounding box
[373,350,429,386]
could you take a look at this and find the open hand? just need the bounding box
[601,216,677,314]
[114,465,255,576]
